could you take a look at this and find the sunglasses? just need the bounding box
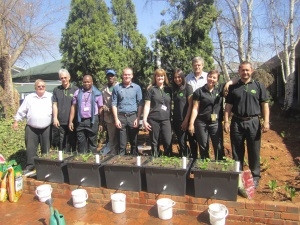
[37,85,45,88]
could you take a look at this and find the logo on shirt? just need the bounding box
[179,92,184,97]
[70,94,74,97]
[251,90,257,94]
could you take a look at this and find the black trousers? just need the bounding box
[173,119,190,157]
[194,119,224,160]
[76,116,99,154]
[25,125,51,167]
[230,116,261,181]
[118,113,139,155]
[148,118,172,157]
[53,125,77,152]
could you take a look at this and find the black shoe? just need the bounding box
[23,165,36,176]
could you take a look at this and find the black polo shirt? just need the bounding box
[145,85,172,121]
[193,83,225,122]
[173,84,193,121]
[225,79,268,117]
[52,84,78,125]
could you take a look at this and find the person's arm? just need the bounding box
[112,105,121,129]
[52,102,60,128]
[224,103,233,133]
[188,100,199,136]
[182,94,193,131]
[143,100,152,131]
[12,97,28,131]
[68,104,76,131]
[261,102,270,133]
[223,77,239,96]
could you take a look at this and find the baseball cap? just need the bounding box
[106,69,116,76]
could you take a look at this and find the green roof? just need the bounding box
[14,81,61,94]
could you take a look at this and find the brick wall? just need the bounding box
[24,177,300,225]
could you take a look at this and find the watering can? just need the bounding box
[45,198,66,225]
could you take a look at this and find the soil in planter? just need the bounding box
[38,150,72,161]
[105,155,148,166]
[71,153,111,164]
[146,156,190,169]
[193,158,236,172]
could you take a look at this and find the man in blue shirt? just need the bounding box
[112,68,143,155]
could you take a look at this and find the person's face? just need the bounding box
[106,74,115,85]
[207,73,219,87]
[122,69,133,85]
[155,74,165,85]
[192,60,203,74]
[239,64,253,81]
[35,82,46,96]
[83,76,93,90]
[174,74,183,86]
[59,73,70,87]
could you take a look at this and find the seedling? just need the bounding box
[260,157,270,171]
[268,180,278,197]
[285,185,296,201]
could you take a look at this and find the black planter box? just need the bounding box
[34,156,72,183]
[67,155,112,187]
[104,155,148,192]
[192,163,240,201]
[143,158,192,196]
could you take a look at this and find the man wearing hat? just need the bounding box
[99,69,119,154]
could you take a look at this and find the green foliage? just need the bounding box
[268,180,278,195]
[149,156,183,168]
[60,0,126,87]
[154,0,217,76]
[0,119,26,167]
[284,185,296,201]
[195,157,235,171]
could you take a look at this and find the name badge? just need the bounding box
[211,113,217,122]
[83,107,90,112]
[161,105,167,111]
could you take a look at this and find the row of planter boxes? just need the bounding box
[34,155,240,201]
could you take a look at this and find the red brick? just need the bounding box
[286,206,300,214]
[265,202,287,212]
[234,208,253,217]
[185,203,197,211]
[246,202,265,210]
[190,197,207,204]
[281,212,299,221]
[285,221,300,225]
[227,214,244,221]
[265,218,285,225]
[147,198,156,205]
[244,216,267,224]
[197,205,208,211]
[274,212,281,219]
[226,201,246,209]
[253,209,275,218]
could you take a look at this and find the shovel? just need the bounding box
[45,198,66,225]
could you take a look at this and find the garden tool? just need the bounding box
[45,198,66,225]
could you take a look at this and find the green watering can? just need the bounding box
[45,198,66,225]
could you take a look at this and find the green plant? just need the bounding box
[195,157,235,171]
[268,180,278,196]
[149,156,183,168]
[260,157,270,171]
[285,185,296,201]
[74,153,94,162]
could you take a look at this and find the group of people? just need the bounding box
[13,57,270,188]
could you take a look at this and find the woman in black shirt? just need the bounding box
[143,69,172,157]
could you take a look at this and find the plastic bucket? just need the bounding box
[111,193,126,213]
[157,198,176,220]
[208,203,228,225]
[35,184,52,202]
[71,189,88,208]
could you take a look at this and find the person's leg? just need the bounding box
[194,119,209,159]
[57,125,66,151]
[187,133,198,159]
[65,125,77,153]
[148,119,160,157]
[85,116,99,153]
[161,120,172,156]
[245,117,261,184]
[209,122,225,160]
[230,119,246,170]
[25,125,39,168]
[76,120,88,154]
[40,126,51,155]
[127,114,139,155]
[106,122,119,155]
[173,120,185,157]
[118,114,127,155]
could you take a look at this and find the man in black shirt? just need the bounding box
[53,69,78,152]
[224,61,270,188]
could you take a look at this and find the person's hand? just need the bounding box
[69,122,74,131]
[12,121,18,131]
[224,121,230,133]
[99,125,103,132]
[223,84,230,96]
[143,120,152,131]
[188,124,194,136]
[102,105,110,112]
[53,118,60,128]
[115,119,122,129]
[133,118,139,128]
[262,121,270,133]
[181,119,188,131]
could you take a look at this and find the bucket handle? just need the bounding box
[35,187,53,197]
[208,208,228,218]
[159,200,176,211]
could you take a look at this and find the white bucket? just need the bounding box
[208,203,228,225]
[71,189,88,208]
[157,198,176,220]
[111,193,126,213]
[35,184,52,202]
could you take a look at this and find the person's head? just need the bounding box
[192,56,204,75]
[152,68,169,86]
[238,61,253,82]
[82,75,93,91]
[58,69,71,87]
[173,69,186,87]
[122,68,133,85]
[206,70,220,87]
[34,79,46,97]
[106,69,117,86]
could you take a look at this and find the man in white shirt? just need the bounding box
[13,79,52,175]
[185,56,208,159]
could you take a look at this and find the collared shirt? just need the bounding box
[102,82,119,123]
[72,88,103,119]
[14,91,53,129]
[145,85,172,121]
[225,79,268,117]
[193,84,225,122]
[52,84,78,125]
[111,82,142,113]
[185,71,208,92]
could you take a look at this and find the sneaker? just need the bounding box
[23,165,36,177]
